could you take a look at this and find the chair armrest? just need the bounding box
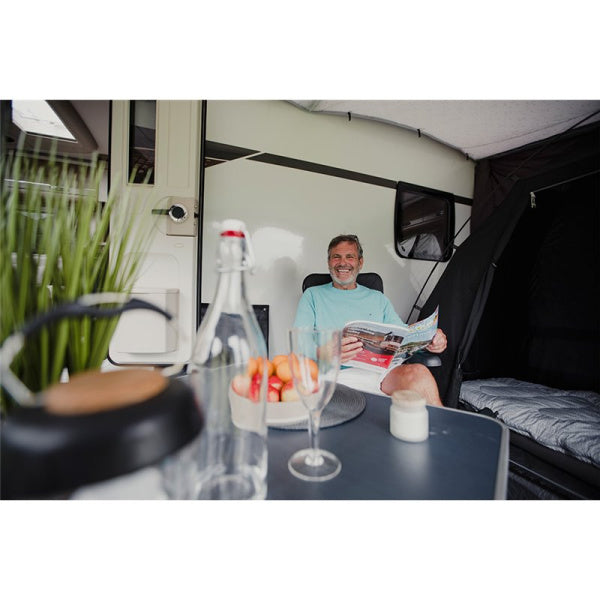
[405,351,442,368]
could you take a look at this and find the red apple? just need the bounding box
[248,373,262,403]
[280,381,300,403]
[267,385,280,403]
[231,374,251,397]
[268,375,283,391]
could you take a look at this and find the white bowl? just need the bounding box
[266,397,308,426]
[228,386,307,427]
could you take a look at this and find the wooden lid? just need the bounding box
[45,369,168,415]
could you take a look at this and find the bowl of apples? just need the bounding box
[229,355,314,426]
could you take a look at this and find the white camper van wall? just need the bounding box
[202,100,475,358]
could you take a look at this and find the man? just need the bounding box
[293,234,447,406]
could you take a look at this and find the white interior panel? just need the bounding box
[111,288,179,353]
[108,101,202,366]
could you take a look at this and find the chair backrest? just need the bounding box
[302,272,384,293]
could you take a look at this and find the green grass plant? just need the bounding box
[1,147,153,413]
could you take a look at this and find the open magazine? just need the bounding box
[342,307,439,374]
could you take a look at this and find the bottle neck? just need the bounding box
[216,234,251,271]
[214,236,249,312]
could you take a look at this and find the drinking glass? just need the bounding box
[287,327,342,481]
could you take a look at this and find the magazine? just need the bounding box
[342,307,439,374]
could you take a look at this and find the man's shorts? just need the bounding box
[337,367,388,397]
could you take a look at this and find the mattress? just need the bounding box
[460,378,600,468]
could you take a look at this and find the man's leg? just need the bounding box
[380,363,443,407]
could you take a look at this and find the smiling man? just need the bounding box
[293,234,447,406]
[328,237,363,288]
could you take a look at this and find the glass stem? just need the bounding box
[307,409,324,466]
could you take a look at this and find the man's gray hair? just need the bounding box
[327,234,363,259]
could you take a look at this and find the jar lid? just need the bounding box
[0,374,203,499]
[391,389,426,411]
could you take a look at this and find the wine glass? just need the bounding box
[287,327,342,481]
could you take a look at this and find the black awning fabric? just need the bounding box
[420,123,600,407]
[470,122,600,231]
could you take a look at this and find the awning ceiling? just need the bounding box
[290,100,600,161]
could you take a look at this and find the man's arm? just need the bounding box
[293,290,316,329]
[381,295,407,327]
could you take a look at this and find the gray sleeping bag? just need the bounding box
[460,378,600,468]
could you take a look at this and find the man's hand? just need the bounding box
[341,336,363,363]
[426,328,447,354]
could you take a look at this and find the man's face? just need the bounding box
[328,241,363,289]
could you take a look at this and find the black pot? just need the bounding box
[1,376,203,499]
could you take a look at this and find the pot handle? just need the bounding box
[0,293,172,407]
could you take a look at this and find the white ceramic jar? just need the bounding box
[390,390,429,442]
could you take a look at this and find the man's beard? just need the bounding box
[330,267,358,287]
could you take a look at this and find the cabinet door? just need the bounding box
[109,100,203,366]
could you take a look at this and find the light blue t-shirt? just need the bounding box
[293,283,406,331]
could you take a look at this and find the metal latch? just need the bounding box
[152,198,198,236]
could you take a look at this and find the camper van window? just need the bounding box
[128,100,156,184]
[394,183,454,262]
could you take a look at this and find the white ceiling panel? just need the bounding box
[290,100,600,160]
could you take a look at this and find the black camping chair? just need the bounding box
[301,272,441,368]
[302,272,384,293]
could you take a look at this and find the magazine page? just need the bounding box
[342,307,439,373]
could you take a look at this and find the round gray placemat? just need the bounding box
[269,383,366,430]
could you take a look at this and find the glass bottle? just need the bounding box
[186,219,268,499]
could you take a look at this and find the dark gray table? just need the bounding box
[266,393,509,500]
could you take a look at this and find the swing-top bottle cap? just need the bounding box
[216,220,255,270]
[220,219,246,236]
